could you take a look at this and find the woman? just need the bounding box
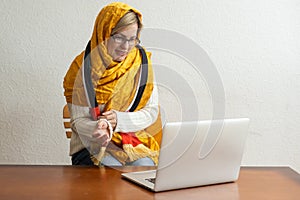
[63,2,162,166]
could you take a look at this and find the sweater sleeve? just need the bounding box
[67,103,97,139]
[113,83,159,132]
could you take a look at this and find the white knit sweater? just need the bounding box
[68,84,159,156]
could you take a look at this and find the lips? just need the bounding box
[116,50,127,57]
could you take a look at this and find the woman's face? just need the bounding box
[107,23,138,62]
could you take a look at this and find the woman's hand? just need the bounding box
[102,110,117,130]
[92,120,110,146]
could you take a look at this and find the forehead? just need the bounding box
[114,23,138,37]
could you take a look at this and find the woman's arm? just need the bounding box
[68,103,97,138]
[113,83,159,133]
[69,83,159,134]
[68,104,109,146]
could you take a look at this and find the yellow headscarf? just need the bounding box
[63,2,162,165]
[64,2,145,106]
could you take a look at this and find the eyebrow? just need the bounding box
[115,33,137,39]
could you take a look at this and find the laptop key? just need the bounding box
[145,178,156,184]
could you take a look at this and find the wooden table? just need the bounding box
[0,166,299,200]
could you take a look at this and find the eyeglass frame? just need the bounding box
[110,34,140,46]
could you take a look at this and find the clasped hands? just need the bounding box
[92,110,117,146]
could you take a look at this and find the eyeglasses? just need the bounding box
[111,35,140,46]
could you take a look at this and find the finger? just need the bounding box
[106,113,117,124]
[97,123,103,129]
[102,139,109,146]
[109,120,116,127]
[92,130,102,138]
[95,133,108,142]
[106,115,114,121]
[92,128,107,137]
[103,111,116,120]
[102,110,113,116]
[103,116,115,126]
[98,121,107,129]
[105,114,114,121]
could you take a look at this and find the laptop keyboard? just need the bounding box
[145,178,156,184]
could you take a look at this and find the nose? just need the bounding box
[120,40,130,49]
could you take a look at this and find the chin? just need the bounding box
[114,56,126,62]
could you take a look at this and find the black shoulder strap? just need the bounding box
[128,45,148,112]
[83,41,98,109]
[83,41,100,120]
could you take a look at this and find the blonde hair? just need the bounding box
[111,11,143,36]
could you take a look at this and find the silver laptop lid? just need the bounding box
[154,118,249,192]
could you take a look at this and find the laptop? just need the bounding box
[121,118,250,192]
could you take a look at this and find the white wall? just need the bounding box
[0,0,299,172]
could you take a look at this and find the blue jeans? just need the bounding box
[72,148,155,166]
[101,155,155,166]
